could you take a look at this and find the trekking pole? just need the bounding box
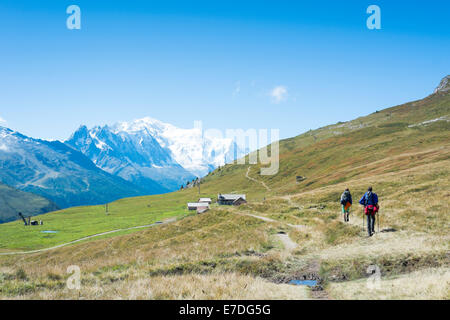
[362,209,365,232]
[378,210,381,233]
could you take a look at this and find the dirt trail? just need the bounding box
[239,212,298,252]
[245,213,277,223]
[245,167,271,191]
[276,233,298,251]
[0,218,177,256]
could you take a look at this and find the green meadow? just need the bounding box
[0,191,199,251]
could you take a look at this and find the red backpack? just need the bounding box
[365,205,378,215]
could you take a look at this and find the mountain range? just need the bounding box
[65,117,239,191]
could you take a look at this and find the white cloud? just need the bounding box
[233,81,241,96]
[269,85,288,104]
[0,116,6,124]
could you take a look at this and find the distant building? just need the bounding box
[198,198,212,204]
[187,203,209,211]
[217,194,247,206]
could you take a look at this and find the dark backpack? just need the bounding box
[365,191,378,206]
[341,191,350,205]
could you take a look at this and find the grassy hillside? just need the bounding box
[0,183,59,224]
[0,88,448,299]
[203,89,450,196]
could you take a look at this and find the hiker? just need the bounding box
[340,188,352,222]
[359,187,379,236]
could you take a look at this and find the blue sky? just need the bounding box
[0,0,449,141]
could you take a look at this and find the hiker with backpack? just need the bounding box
[359,186,379,236]
[340,188,352,222]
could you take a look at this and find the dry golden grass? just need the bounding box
[327,267,450,300]
[4,272,309,300]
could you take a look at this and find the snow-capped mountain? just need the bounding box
[66,124,195,191]
[111,117,240,177]
[0,126,156,208]
[66,117,242,191]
